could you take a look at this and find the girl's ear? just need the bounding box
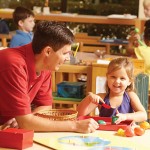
[127,80,132,86]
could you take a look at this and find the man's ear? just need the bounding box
[44,46,53,56]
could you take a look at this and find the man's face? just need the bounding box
[44,44,72,71]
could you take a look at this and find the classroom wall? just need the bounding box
[138,0,146,19]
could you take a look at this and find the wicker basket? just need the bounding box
[34,109,78,121]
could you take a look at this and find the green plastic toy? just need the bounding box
[134,28,147,47]
[97,120,106,125]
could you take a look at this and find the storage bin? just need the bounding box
[57,81,86,98]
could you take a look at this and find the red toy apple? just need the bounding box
[125,126,134,137]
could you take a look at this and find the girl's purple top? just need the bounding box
[99,92,134,117]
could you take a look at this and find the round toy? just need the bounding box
[97,120,106,125]
[111,116,119,124]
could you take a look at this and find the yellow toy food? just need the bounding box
[117,128,125,136]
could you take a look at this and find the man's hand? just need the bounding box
[0,118,18,130]
[75,118,99,133]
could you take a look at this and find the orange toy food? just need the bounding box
[139,121,150,130]
[134,127,145,136]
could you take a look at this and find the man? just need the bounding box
[0,21,98,133]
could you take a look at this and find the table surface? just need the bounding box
[1,129,150,150]
[28,130,150,150]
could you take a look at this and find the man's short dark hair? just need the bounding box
[32,21,74,54]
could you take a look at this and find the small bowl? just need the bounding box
[95,49,106,58]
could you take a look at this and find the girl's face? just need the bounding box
[107,67,131,95]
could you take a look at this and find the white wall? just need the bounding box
[138,0,146,19]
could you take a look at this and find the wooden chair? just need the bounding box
[0,31,15,47]
[75,33,108,53]
[135,73,149,118]
[0,34,11,47]
[148,96,150,121]
[52,64,92,110]
[75,33,128,54]
[79,42,107,53]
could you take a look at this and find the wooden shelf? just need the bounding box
[0,11,146,53]
[0,11,145,31]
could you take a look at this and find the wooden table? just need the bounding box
[2,129,150,150]
[2,129,149,150]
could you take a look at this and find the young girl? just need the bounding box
[77,58,147,124]
[127,20,150,87]
[127,19,150,57]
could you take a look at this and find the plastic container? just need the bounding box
[57,81,86,98]
[0,128,34,149]
[78,116,132,131]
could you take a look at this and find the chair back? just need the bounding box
[135,73,149,113]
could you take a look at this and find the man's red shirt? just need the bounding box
[0,43,53,124]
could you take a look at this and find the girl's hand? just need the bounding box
[115,110,127,124]
[128,30,140,47]
[88,92,104,105]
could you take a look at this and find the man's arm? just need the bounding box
[15,113,99,133]
[32,105,52,114]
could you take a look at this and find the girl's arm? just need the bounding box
[128,91,147,122]
[126,30,140,57]
[116,91,147,124]
[77,92,105,117]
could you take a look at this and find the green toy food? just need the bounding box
[97,120,106,125]
[111,116,119,124]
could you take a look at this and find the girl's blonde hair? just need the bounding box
[106,57,135,93]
